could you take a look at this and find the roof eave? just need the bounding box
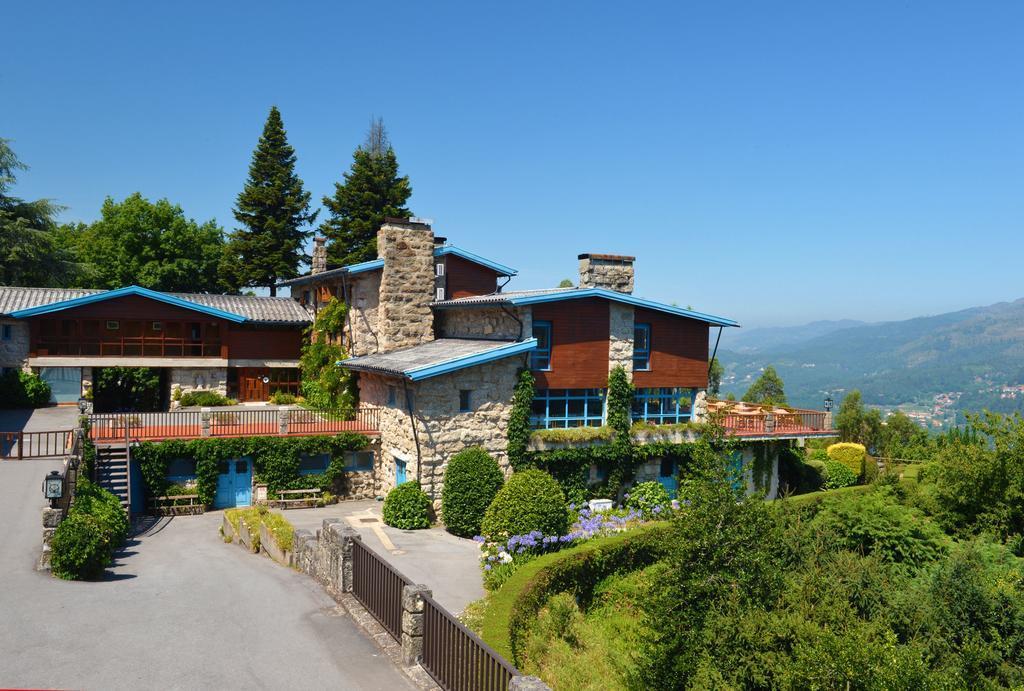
[506,288,740,327]
[339,338,538,382]
[8,285,248,323]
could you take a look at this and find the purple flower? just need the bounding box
[484,564,492,571]
[473,535,486,543]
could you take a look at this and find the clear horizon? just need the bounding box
[6,1,1022,329]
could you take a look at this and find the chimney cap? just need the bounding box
[578,253,636,263]
[314,236,326,245]
[384,216,432,229]
[433,236,448,245]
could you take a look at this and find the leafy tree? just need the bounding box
[320,118,412,266]
[63,193,225,292]
[708,357,724,396]
[557,278,574,288]
[0,139,79,286]
[743,365,787,405]
[223,106,317,295]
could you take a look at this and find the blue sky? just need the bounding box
[5,2,1023,329]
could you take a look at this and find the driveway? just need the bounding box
[0,406,79,432]
[0,460,413,691]
[280,500,484,614]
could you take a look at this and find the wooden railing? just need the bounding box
[351,538,411,640]
[35,336,222,358]
[716,409,829,436]
[87,406,381,442]
[422,593,518,691]
[0,430,73,459]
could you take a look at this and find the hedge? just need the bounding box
[382,481,432,530]
[50,479,128,580]
[132,433,369,506]
[481,469,568,539]
[479,522,672,665]
[441,447,504,538]
[827,442,867,475]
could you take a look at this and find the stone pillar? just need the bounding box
[608,303,635,374]
[401,584,431,665]
[578,253,635,294]
[278,407,290,435]
[377,219,435,352]
[340,526,359,593]
[200,409,211,437]
[38,507,64,571]
[509,677,553,690]
[311,236,328,275]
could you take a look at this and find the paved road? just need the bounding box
[0,460,413,691]
[0,406,79,433]
[282,501,484,614]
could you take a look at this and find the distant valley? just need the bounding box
[717,298,1024,428]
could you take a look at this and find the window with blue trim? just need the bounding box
[633,323,651,371]
[531,388,606,428]
[631,387,697,425]
[165,457,197,484]
[344,451,375,472]
[299,453,331,475]
[531,320,552,371]
[1,324,11,341]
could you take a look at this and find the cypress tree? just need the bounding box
[320,118,412,266]
[223,106,317,295]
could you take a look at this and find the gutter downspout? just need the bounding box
[402,378,423,483]
[708,325,723,392]
[499,303,524,340]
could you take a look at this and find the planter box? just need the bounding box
[259,522,291,567]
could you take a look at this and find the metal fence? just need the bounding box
[209,409,279,437]
[422,594,517,691]
[351,538,411,640]
[90,412,203,441]
[0,429,72,459]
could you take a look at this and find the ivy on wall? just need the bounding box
[507,369,535,470]
[300,297,357,411]
[606,365,635,492]
[132,432,370,506]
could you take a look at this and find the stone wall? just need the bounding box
[578,254,635,294]
[608,303,634,373]
[0,320,29,368]
[169,367,227,407]
[377,222,435,352]
[347,271,382,356]
[435,306,528,341]
[359,356,523,507]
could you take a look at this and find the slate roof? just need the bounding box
[340,338,538,381]
[0,286,312,325]
[432,287,740,327]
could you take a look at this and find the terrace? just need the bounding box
[707,399,833,439]
[87,405,381,443]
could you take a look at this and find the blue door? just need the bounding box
[214,458,252,509]
[657,458,678,497]
[395,457,407,486]
[38,367,81,404]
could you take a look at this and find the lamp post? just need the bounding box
[78,396,89,415]
[824,394,834,412]
[43,470,63,509]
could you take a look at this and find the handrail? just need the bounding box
[421,593,518,691]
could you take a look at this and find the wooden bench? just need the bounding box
[271,488,322,510]
[150,494,204,516]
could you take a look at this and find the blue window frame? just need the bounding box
[531,320,552,371]
[299,453,331,475]
[531,388,606,428]
[1,324,11,341]
[344,451,375,472]
[633,323,651,371]
[631,387,698,425]
[387,386,397,406]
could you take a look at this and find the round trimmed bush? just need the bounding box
[73,479,129,545]
[51,512,113,580]
[442,447,504,538]
[827,442,867,476]
[823,460,859,489]
[481,469,568,539]
[382,481,432,530]
[625,481,672,518]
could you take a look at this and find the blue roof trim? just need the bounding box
[507,288,740,327]
[9,285,248,323]
[405,339,537,381]
[345,259,385,274]
[434,246,518,276]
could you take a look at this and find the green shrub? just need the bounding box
[177,390,238,407]
[828,442,867,475]
[0,369,51,408]
[625,481,671,518]
[778,448,824,494]
[382,481,432,530]
[442,447,504,538]
[269,390,297,405]
[50,512,113,580]
[72,479,130,545]
[481,469,568,539]
[823,460,859,489]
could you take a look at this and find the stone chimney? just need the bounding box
[311,236,328,275]
[578,253,635,294]
[377,218,436,352]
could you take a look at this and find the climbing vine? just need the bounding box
[507,368,535,470]
[605,365,635,492]
[132,433,369,506]
[300,297,356,411]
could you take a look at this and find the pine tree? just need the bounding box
[223,106,317,295]
[320,118,412,266]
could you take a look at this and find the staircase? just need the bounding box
[95,443,130,514]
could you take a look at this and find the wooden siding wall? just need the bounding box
[445,255,501,299]
[631,307,709,389]
[532,298,609,388]
[225,325,304,359]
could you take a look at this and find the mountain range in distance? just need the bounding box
[716,298,1024,428]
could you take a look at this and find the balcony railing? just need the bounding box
[88,405,381,442]
[35,336,222,358]
[708,400,831,437]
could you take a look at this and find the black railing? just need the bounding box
[422,594,517,691]
[89,412,203,441]
[0,430,72,459]
[350,538,410,640]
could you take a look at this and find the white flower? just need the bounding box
[498,551,513,564]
